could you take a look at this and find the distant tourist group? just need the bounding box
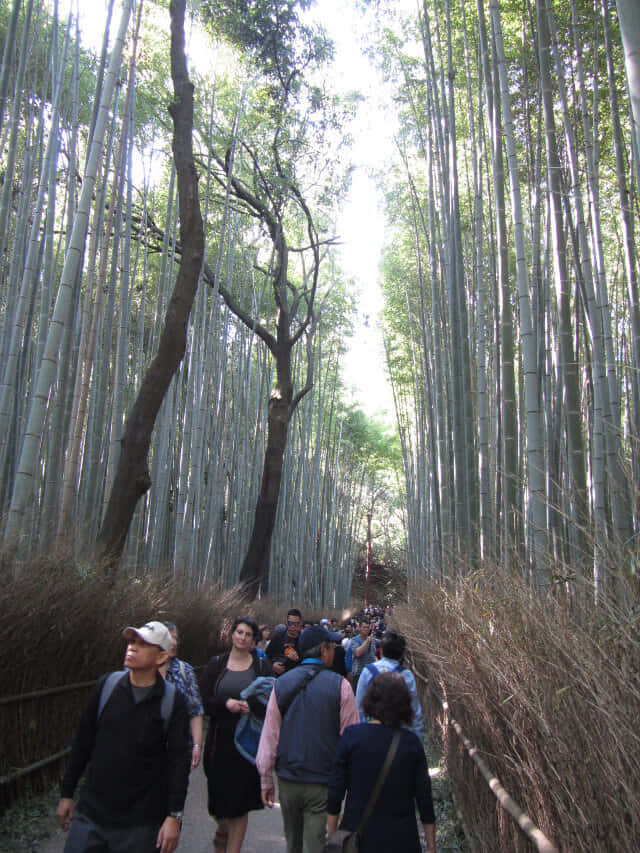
[56,606,436,853]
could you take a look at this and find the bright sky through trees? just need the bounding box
[311,0,400,420]
[57,0,399,419]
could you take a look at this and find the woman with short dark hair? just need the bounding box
[327,673,436,853]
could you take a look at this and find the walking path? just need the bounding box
[34,763,286,853]
[12,746,465,853]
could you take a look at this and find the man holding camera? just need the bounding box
[348,620,377,691]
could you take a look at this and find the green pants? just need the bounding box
[277,777,328,853]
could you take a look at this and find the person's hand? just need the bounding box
[56,798,74,831]
[156,816,181,853]
[285,648,300,662]
[226,698,249,714]
[423,822,436,853]
[191,743,201,769]
[262,785,275,808]
[272,661,286,676]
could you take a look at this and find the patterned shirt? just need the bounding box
[165,657,204,718]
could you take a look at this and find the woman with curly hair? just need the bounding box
[327,672,436,853]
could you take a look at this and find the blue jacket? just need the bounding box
[234,675,275,764]
[354,658,424,742]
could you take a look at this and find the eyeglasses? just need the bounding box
[287,620,301,627]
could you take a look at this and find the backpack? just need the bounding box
[98,670,176,735]
[365,661,404,682]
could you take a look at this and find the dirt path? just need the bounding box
[34,764,286,853]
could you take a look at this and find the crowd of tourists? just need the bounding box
[55,607,436,853]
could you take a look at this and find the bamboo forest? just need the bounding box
[3,2,640,851]
[1,0,639,608]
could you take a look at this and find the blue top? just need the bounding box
[349,636,376,678]
[327,723,435,853]
[354,658,424,742]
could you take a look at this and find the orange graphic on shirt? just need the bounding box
[284,644,298,660]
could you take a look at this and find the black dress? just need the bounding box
[201,651,269,819]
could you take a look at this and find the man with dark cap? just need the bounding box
[256,625,359,853]
[56,621,191,853]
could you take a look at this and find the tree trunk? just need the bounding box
[536,0,589,577]
[491,0,548,587]
[616,0,640,151]
[239,392,291,597]
[96,0,204,567]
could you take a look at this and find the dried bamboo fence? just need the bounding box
[0,680,96,812]
[0,670,206,812]
[413,668,558,853]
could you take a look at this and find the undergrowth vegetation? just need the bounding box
[398,570,640,853]
[4,549,637,852]
[0,551,314,814]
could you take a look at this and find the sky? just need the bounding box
[56,0,407,422]
[315,0,399,422]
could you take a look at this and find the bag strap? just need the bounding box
[356,729,402,835]
[160,681,176,734]
[277,666,323,718]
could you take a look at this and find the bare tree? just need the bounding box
[205,143,322,597]
[96,0,204,565]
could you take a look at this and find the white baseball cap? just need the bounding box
[122,621,173,652]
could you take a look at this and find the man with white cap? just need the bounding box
[56,621,191,853]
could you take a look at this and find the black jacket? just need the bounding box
[61,671,191,828]
[265,625,300,672]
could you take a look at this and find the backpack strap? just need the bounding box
[98,670,128,718]
[98,670,176,735]
[160,682,176,734]
[366,662,379,680]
